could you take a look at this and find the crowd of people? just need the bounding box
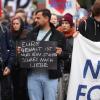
[0,0,100,100]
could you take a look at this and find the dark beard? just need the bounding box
[33,22,41,29]
[34,24,44,30]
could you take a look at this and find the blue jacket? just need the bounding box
[0,24,15,70]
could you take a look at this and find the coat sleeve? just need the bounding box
[57,32,68,60]
[78,20,86,36]
[5,30,16,70]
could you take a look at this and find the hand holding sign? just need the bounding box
[16,46,21,54]
[56,47,62,55]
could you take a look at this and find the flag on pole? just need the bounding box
[67,33,100,100]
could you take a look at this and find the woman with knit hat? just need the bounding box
[57,13,75,38]
[57,13,75,73]
[57,13,76,100]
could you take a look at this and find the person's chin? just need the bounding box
[15,29,19,31]
[37,25,43,29]
[34,24,40,28]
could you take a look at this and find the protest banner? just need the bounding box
[67,34,100,100]
[17,41,57,70]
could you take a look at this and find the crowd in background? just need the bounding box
[0,0,100,100]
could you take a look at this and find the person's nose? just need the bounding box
[34,18,38,22]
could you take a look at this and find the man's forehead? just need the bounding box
[36,12,43,15]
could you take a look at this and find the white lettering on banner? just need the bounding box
[17,41,57,69]
[67,34,100,100]
[30,63,48,68]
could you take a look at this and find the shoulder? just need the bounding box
[27,28,38,40]
[50,28,65,41]
[78,17,94,30]
[56,26,63,32]
[0,25,10,39]
[22,29,30,35]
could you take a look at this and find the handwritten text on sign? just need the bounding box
[17,41,57,70]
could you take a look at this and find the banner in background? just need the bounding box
[46,0,76,15]
[67,34,100,100]
[3,0,76,16]
[2,0,45,17]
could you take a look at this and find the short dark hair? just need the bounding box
[35,9,51,20]
[15,8,25,14]
[92,1,100,17]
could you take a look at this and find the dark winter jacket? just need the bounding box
[11,29,29,68]
[27,24,67,79]
[0,24,15,70]
[78,17,100,41]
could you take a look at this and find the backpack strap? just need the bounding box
[41,29,51,41]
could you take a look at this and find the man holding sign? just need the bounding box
[27,9,66,100]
